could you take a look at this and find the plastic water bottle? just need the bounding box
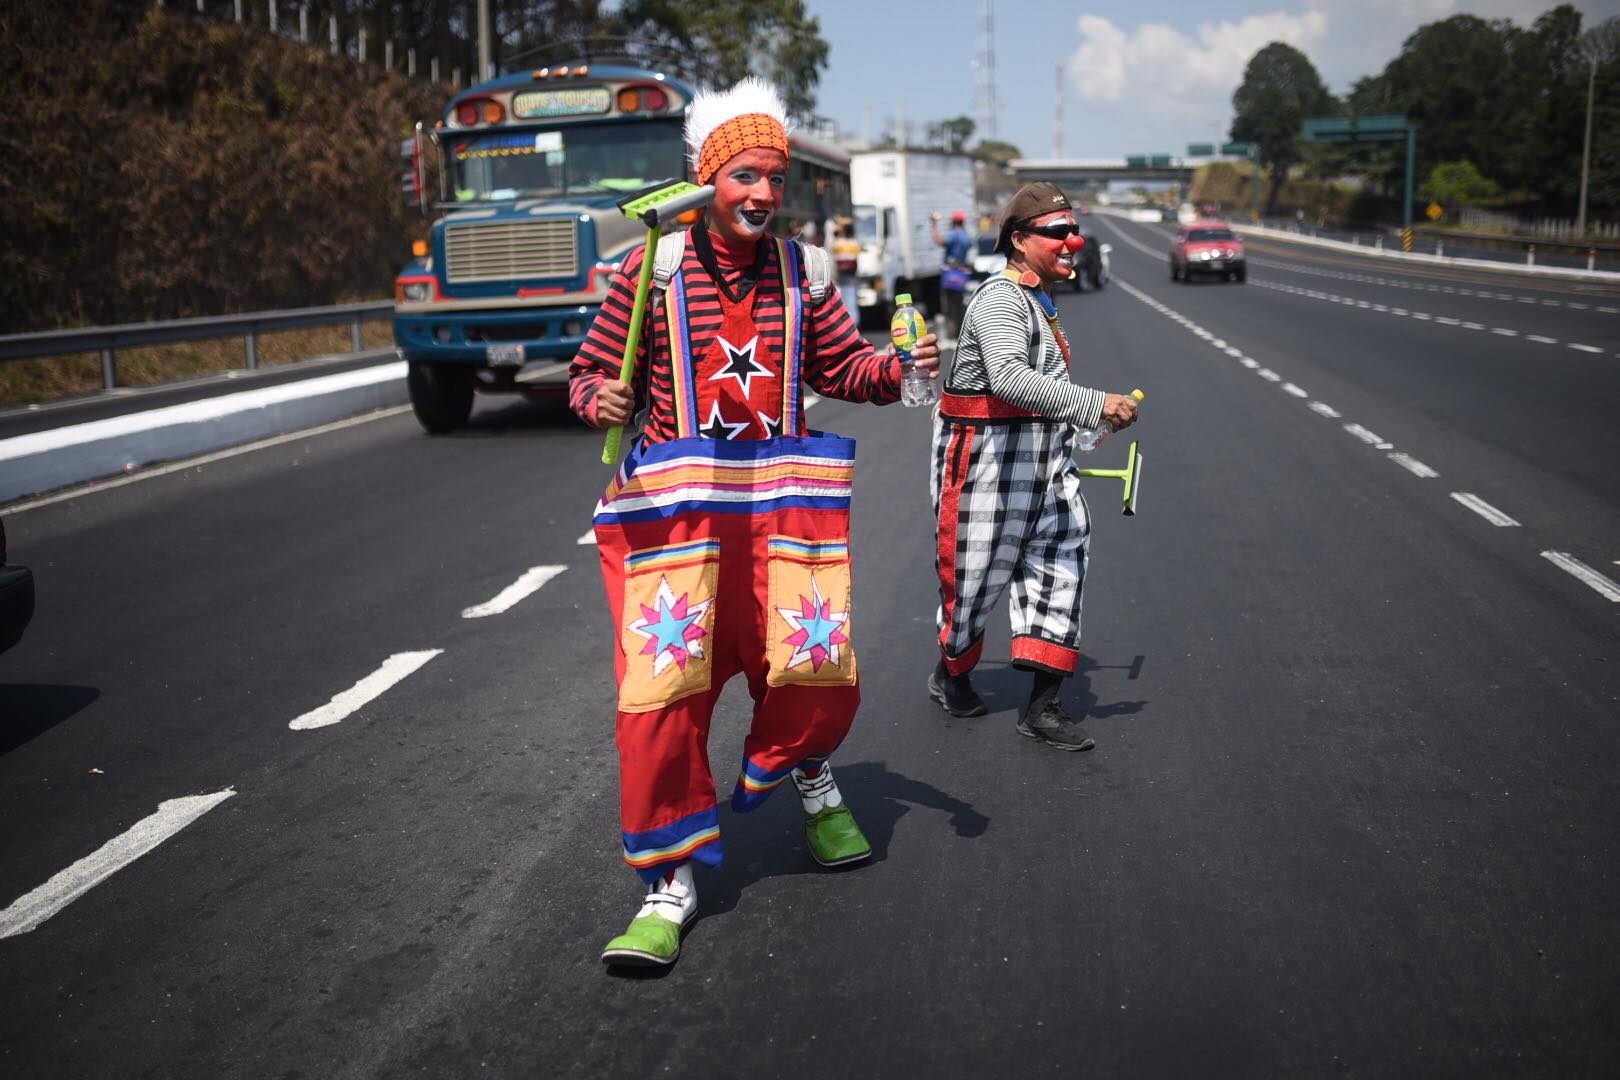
[1075,388,1145,451]
[891,293,936,408]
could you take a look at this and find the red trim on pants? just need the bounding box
[936,424,976,671]
[1011,635,1079,674]
[939,391,1041,421]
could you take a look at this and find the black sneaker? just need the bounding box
[1016,701,1095,751]
[928,668,989,717]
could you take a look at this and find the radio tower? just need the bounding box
[1054,64,1064,157]
[973,0,999,142]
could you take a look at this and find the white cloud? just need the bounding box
[1069,10,1328,109]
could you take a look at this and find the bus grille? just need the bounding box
[444,219,578,283]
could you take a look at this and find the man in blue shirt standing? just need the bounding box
[931,209,974,342]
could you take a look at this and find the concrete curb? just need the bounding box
[0,361,406,504]
[1090,206,1620,283]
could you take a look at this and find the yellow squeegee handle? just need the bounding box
[601,222,661,465]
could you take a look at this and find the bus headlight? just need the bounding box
[403,281,433,302]
[562,318,585,337]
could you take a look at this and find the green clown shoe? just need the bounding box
[793,763,872,867]
[601,863,696,967]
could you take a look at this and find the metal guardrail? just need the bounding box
[0,301,394,390]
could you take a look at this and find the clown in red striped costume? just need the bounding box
[570,77,940,969]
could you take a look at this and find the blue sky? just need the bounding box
[805,0,1620,158]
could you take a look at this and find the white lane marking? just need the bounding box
[1257,369,1282,382]
[0,790,235,938]
[1570,343,1604,354]
[1528,335,1558,344]
[1412,312,1432,320]
[1387,453,1438,478]
[1450,492,1520,527]
[1600,306,1618,314]
[0,364,405,464]
[1492,328,1519,337]
[1461,322,1486,331]
[1309,402,1341,418]
[2,406,412,516]
[1541,551,1620,602]
[1281,383,1309,397]
[576,529,596,545]
[1344,423,1385,446]
[461,565,567,619]
[1240,357,1260,369]
[1224,346,1244,357]
[1436,316,1461,325]
[804,393,822,410]
[289,650,443,730]
[1568,303,1588,310]
[1210,338,1228,348]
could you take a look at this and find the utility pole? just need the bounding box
[477,0,494,84]
[1577,19,1620,236]
[972,0,999,142]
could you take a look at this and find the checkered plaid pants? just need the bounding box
[931,415,1090,676]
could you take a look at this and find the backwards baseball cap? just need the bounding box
[951,209,967,223]
[995,182,1073,254]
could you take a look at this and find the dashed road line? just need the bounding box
[1569,343,1604,354]
[1387,453,1438,478]
[1111,273,1614,606]
[0,790,235,938]
[1527,335,1559,344]
[1344,424,1386,447]
[577,529,596,545]
[289,649,443,731]
[461,565,566,618]
[1450,492,1520,527]
[1541,551,1620,602]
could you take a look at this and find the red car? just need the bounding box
[1170,222,1246,283]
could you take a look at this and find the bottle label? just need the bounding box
[889,307,922,352]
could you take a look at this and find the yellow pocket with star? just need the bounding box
[618,538,721,713]
[765,535,857,688]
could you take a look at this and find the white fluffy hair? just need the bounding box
[683,76,793,173]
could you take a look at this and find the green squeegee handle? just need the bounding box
[601,222,661,466]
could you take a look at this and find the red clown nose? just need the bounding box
[1064,233,1086,253]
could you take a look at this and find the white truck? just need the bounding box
[850,150,977,322]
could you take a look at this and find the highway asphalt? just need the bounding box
[2,228,1618,1077]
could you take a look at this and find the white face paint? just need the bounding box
[733,206,776,237]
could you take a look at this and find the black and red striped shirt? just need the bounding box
[569,232,900,441]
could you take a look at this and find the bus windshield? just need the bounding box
[449,118,685,201]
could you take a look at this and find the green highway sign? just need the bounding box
[1302,115,1409,143]
[1187,143,1215,157]
[1125,155,1146,168]
[1301,114,1418,229]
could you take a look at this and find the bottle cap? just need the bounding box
[895,293,912,305]
[1130,388,1145,402]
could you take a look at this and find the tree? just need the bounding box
[928,116,975,153]
[1419,160,1501,209]
[1230,43,1337,212]
[616,0,829,119]
[971,139,1022,164]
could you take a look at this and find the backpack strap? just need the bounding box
[652,229,687,289]
[792,239,833,304]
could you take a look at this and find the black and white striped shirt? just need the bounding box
[948,278,1105,429]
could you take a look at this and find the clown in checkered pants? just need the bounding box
[929,183,1141,751]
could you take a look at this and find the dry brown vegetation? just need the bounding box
[0,1,449,402]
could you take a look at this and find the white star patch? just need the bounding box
[708,334,773,395]
[700,400,751,440]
